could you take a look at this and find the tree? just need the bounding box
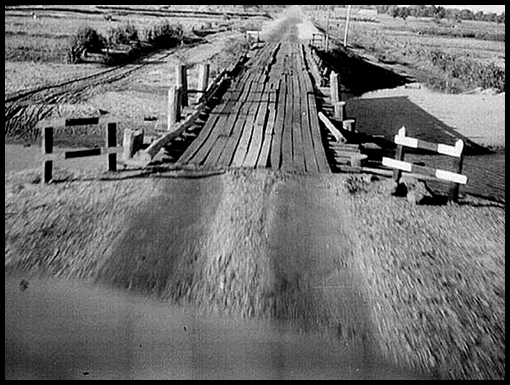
[484,13,499,23]
[432,5,446,23]
[397,7,410,20]
[388,5,399,18]
[497,12,505,24]
[474,11,484,21]
[460,9,474,21]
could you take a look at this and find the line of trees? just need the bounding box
[377,5,505,24]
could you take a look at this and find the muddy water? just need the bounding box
[5,277,424,380]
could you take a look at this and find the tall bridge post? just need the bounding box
[42,126,53,184]
[330,71,341,104]
[175,64,188,108]
[168,85,182,130]
[197,64,210,104]
[106,122,117,172]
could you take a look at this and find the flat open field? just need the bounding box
[307,7,505,93]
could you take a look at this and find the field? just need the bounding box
[306,7,505,94]
[5,5,276,143]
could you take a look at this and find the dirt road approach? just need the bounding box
[92,10,427,378]
[6,170,428,380]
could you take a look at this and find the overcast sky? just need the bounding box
[442,5,505,13]
[398,5,505,13]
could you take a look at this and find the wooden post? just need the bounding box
[42,126,53,184]
[123,129,144,161]
[334,101,347,121]
[344,5,353,48]
[393,127,407,183]
[168,86,182,130]
[197,64,210,104]
[106,123,117,172]
[325,7,331,51]
[330,72,340,104]
[176,65,188,108]
[342,119,356,133]
[449,140,465,202]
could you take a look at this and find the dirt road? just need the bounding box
[5,170,428,380]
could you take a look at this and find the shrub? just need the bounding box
[426,49,505,92]
[107,22,139,46]
[144,21,184,49]
[67,26,105,64]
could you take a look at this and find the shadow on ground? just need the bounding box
[317,45,412,96]
[347,96,491,156]
[347,96,503,201]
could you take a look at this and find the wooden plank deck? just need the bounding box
[178,42,330,173]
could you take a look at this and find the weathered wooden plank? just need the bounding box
[204,81,255,166]
[201,99,243,166]
[383,157,468,185]
[307,93,331,173]
[318,112,347,143]
[230,90,262,167]
[270,78,287,170]
[243,85,270,168]
[291,63,306,173]
[297,62,319,174]
[300,45,315,95]
[217,47,274,168]
[65,117,100,127]
[281,75,295,172]
[256,81,279,169]
[123,129,144,161]
[177,91,234,164]
[191,94,240,166]
[216,115,247,167]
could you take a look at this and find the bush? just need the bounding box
[107,22,139,46]
[426,49,505,92]
[67,26,106,64]
[144,21,184,49]
[67,21,185,66]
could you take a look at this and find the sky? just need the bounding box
[399,5,505,14]
[442,5,505,14]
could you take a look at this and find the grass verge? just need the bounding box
[5,171,160,280]
[341,175,505,380]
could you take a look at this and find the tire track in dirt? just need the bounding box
[90,170,427,378]
[5,50,175,141]
[95,171,376,349]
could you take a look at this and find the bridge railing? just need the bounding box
[40,118,122,184]
[382,127,467,201]
[139,54,247,165]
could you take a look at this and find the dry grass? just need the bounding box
[144,172,278,317]
[177,170,277,317]
[309,9,505,93]
[340,176,505,380]
[5,172,160,280]
[4,166,505,380]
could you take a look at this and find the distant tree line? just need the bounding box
[239,5,288,11]
[377,5,505,24]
